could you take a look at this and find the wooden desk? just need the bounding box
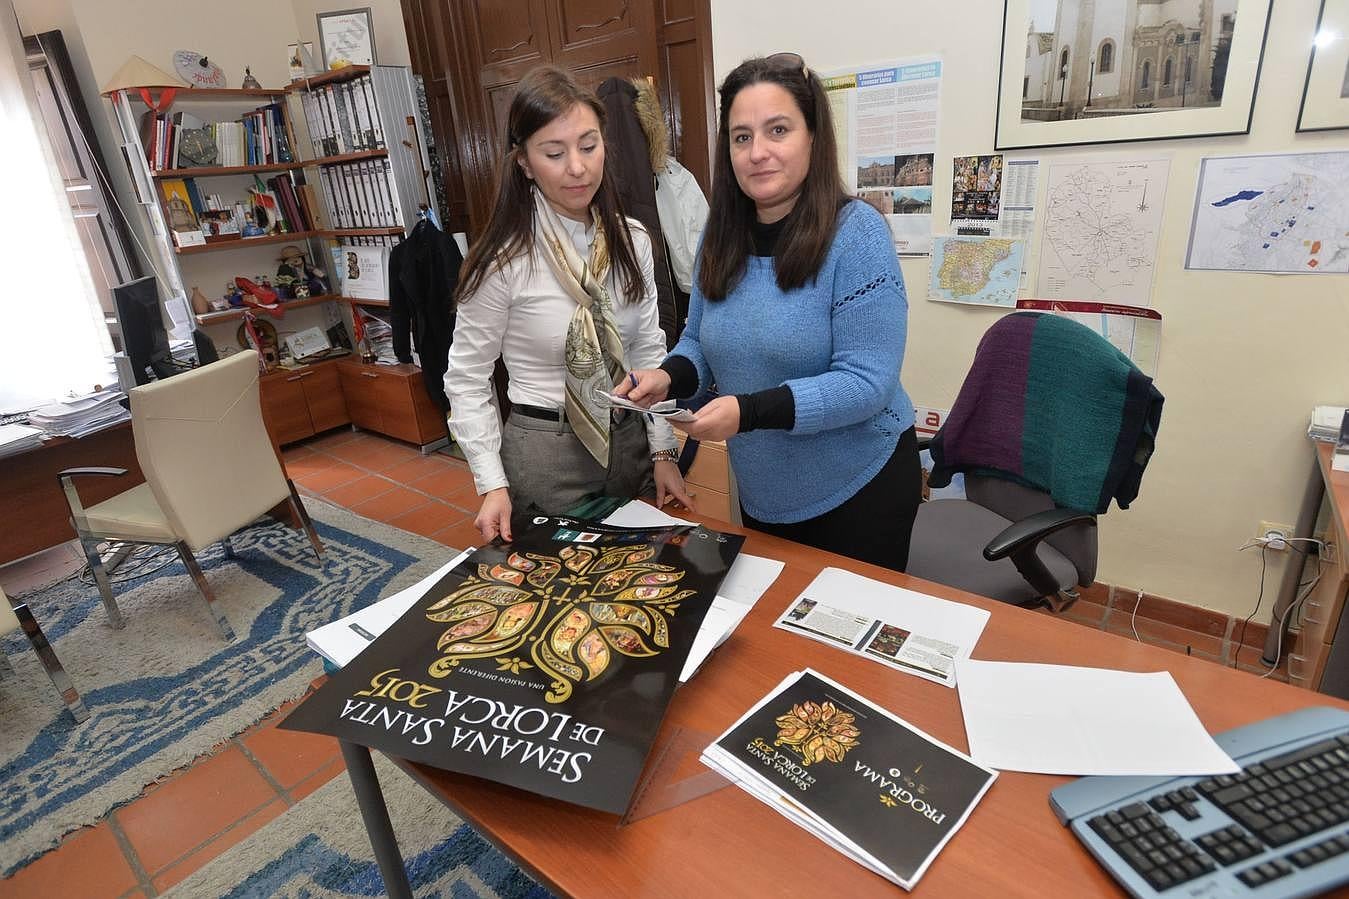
[0,422,143,565]
[341,521,1349,898]
[1268,441,1349,696]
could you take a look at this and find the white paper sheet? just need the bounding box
[600,499,693,529]
[774,567,990,687]
[955,659,1239,776]
[306,550,471,667]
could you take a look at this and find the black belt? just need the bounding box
[511,403,562,422]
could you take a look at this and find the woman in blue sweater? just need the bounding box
[616,53,921,571]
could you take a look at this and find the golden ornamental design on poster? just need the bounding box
[282,517,743,814]
[773,700,862,766]
[424,544,696,703]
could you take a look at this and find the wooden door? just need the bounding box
[400,0,714,235]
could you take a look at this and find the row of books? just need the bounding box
[141,105,292,171]
[316,159,403,230]
[162,174,322,244]
[297,75,385,158]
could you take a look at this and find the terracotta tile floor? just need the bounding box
[0,428,1289,896]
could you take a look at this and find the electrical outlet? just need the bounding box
[1259,521,1295,550]
[1256,520,1332,553]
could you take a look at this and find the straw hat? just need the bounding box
[100,56,183,95]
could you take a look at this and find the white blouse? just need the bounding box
[444,215,677,496]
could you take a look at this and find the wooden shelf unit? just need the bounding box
[175,230,321,255]
[193,293,343,325]
[286,65,371,90]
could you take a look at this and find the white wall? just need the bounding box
[711,0,1349,620]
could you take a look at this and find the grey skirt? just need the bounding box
[500,410,655,516]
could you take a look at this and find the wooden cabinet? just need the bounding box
[676,435,734,523]
[336,359,448,448]
[259,360,350,446]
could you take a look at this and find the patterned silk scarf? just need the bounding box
[532,188,627,466]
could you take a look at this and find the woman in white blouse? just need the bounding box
[444,66,692,543]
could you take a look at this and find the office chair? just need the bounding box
[1,584,89,723]
[906,312,1163,611]
[58,350,324,640]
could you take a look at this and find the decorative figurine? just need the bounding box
[277,244,330,297]
[241,66,261,90]
[190,285,211,315]
[241,212,264,237]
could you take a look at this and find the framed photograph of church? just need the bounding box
[995,0,1274,150]
[1297,0,1349,131]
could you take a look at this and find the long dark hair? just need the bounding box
[455,65,644,304]
[698,55,847,300]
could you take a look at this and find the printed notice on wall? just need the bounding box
[824,59,943,255]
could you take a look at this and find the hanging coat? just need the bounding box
[388,218,464,411]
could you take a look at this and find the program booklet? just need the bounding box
[701,669,997,889]
[282,516,743,814]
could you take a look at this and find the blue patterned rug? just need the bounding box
[163,754,553,898]
[0,498,454,877]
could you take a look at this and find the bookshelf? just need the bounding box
[106,68,442,450]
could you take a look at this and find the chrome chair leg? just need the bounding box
[175,542,235,642]
[15,603,89,724]
[288,479,324,561]
[78,535,125,629]
[221,535,236,558]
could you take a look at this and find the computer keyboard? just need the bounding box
[1050,706,1349,898]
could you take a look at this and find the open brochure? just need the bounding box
[701,668,997,890]
[773,568,989,687]
[604,392,697,422]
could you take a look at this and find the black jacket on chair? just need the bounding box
[388,219,463,411]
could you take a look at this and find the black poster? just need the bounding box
[713,670,996,885]
[282,516,743,814]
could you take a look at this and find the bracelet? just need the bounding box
[650,448,679,464]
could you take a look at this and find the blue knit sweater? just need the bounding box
[670,200,913,523]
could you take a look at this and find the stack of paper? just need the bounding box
[28,388,130,438]
[356,309,398,364]
[702,668,998,890]
[1310,406,1347,443]
[0,423,44,458]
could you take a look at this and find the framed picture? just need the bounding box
[1298,0,1349,131]
[995,0,1274,150]
[317,7,376,69]
[287,41,316,82]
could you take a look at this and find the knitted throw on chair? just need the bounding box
[927,312,1163,514]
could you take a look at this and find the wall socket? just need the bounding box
[1258,521,1295,550]
[1257,521,1331,554]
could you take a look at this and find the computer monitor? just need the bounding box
[112,277,172,385]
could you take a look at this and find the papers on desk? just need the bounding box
[701,668,997,891]
[27,388,129,438]
[0,424,44,458]
[600,499,692,529]
[306,550,471,668]
[774,568,990,687]
[955,659,1239,776]
[604,392,696,422]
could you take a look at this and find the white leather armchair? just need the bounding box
[1,584,89,723]
[58,350,323,641]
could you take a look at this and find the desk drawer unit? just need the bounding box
[677,436,734,523]
[337,360,447,448]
